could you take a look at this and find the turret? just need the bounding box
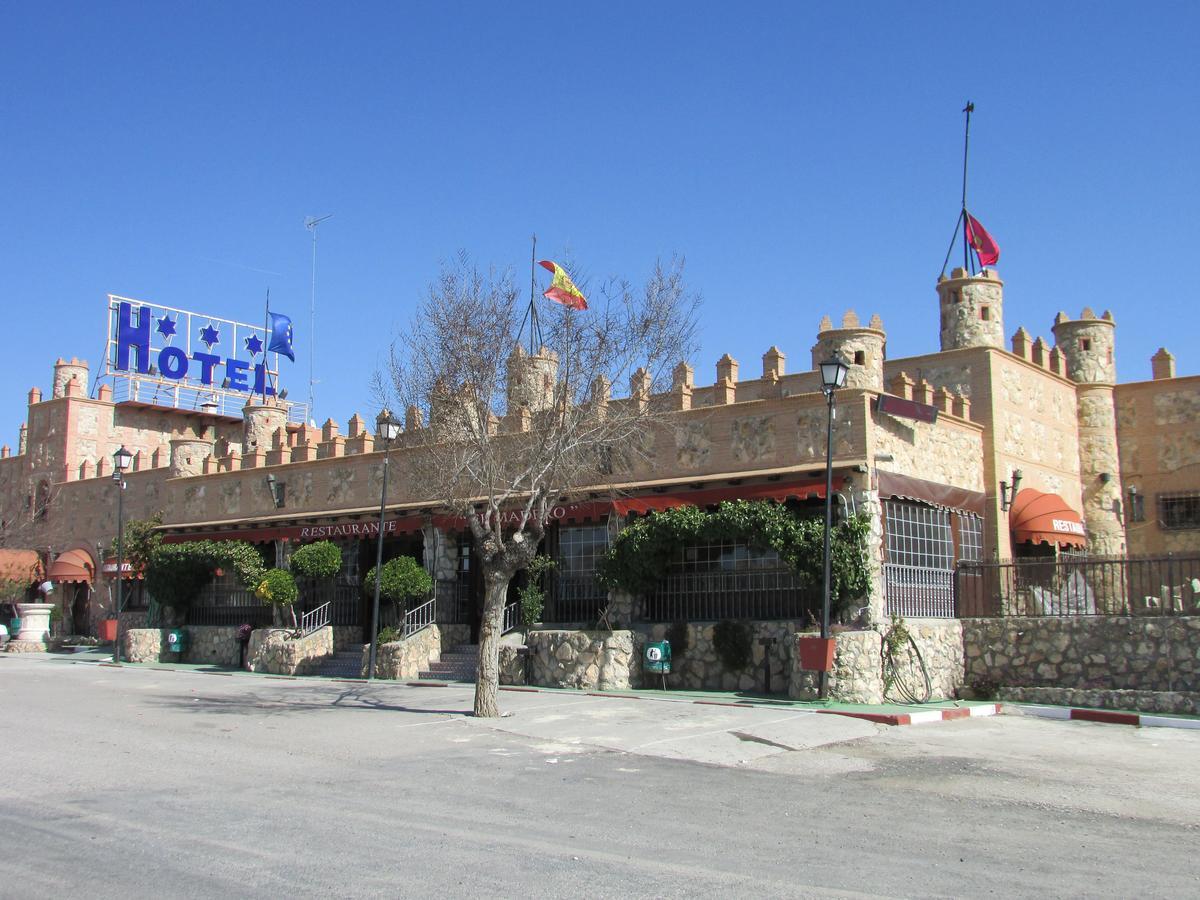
[811,311,885,391]
[505,344,559,413]
[1052,308,1116,384]
[52,357,89,399]
[242,398,289,455]
[936,268,1004,351]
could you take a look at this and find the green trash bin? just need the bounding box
[644,640,671,688]
[164,628,189,657]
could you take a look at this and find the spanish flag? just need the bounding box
[538,260,588,310]
[965,212,1000,267]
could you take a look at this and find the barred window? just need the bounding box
[670,540,784,573]
[957,513,983,562]
[556,524,610,576]
[884,500,954,569]
[1159,492,1200,530]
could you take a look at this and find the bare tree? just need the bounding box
[380,252,700,716]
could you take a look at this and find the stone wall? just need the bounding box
[639,620,798,692]
[1000,686,1199,715]
[123,628,162,663]
[499,645,527,685]
[365,624,442,680]
[120,625,243,666]
[907,619,965,700]
[246,625,334,675]
[963,616,1200,695]
[439,623,471,651]
[332,626,360,650]
[527,630,637,690]
[791,631,884,703]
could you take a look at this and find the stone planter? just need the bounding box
[16,603,54,643]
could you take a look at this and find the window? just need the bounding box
[1080,338,1091,352]
[546,524,611,623]
[556,524,610,578]
[980,306,990,321]
[884,501,954,569]
[957,513,983,562]
[1158,492,1200,530]
[1128,490,1145,523]
[854,350,866,366]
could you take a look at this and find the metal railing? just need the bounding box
[403,597,436,637]
[955,554,1200,617]
[502,602,521,634]
[187,604,273,627]
[543,574,609,624]
[641,569,819,623]
[299,601,330,636]
[884,564,955,618]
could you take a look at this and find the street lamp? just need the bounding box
[111,445,134,664]
[367,409,402,680]
[818,356,849,699]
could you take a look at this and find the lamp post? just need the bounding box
[111,445,134,664]
[367,409,402,680]
[818,356,849,699]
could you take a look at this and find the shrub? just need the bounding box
[377,626,403,644]
[362,556,433,604]
[712,619,752,672]
[289,541,343,580]
[256,569,299,606]
[517,554,556,626]
[145,540,267,612]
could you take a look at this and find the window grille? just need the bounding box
[957,513,983,562]
[884,501,954,569]
[1158,492,1200,530]
[545,524,610,623]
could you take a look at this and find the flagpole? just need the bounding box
[961,101,974,274]
[263,289,270,405]
[529,233,539,354]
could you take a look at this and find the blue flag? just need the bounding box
[267,312,295,362]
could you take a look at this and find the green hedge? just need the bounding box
[145,540,267,610]
[289,541,343,579]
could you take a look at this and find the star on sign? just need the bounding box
[199,323,220,348]
[156,315,177,340]
[245,334,263,356]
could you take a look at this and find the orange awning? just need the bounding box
[0,549,42,583]
[1009,489,1087,548]
[46,548,96,584]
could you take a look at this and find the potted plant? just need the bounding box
[362,556,433,635]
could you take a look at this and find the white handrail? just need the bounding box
[403,597,436,637]
[502,602,521,635]
[299,601,331,636]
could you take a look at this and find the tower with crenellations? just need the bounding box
[506,344,559,413]
[811,310,886,391]
[936,268,1005,351]
[1053,308,1126,555]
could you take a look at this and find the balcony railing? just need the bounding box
[641,568,819,623]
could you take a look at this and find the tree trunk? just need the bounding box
[473,571,510,717]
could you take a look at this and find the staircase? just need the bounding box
[315,643,366,679]
[419,643,478,682]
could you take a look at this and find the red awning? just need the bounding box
[162,515,429,544]
[46,548,96,584]
[0,549,42,584]
[612,478,839,516]
[1009,489,1087,548]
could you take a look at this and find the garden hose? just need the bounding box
[882,626,932,704]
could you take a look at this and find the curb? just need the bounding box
[500,683,999,726]
[819,703,1000,727]
[1008,703,1200,730]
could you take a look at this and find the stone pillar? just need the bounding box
[1151,348,1176,381]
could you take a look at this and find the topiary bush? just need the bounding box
[362,556,433,606]
[256,568,300,629]
[289,541,343,580]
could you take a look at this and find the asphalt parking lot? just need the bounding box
[2,653,1198,898]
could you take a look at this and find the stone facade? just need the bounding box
[962,616,1199,695]
[120,625,243,666]
[999,686,1198,716]
[639,620,797,693]
[246,625,334,675]
[498,644,527,685]
[364,624,442,680]
[527,630,638,690]
[790,630,884,703]
[123,627,163,663]
[938,268,1005,351]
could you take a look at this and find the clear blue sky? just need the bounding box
[3,2,1197,442]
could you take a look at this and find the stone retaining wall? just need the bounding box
[1000,686,1199,715]
[527,630,637,690]
[499,645,527,685]
[120,625,243,666]
[123,628,163,663]
[439,623,471,651]
[365,625,442,680]
[906,619,965,700]
[639,620,798,692]
[247,626,334,675]
[963,616,1200,694]
[332,626,360,650]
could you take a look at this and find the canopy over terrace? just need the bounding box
[0,549,43,584]
[1009,488,1087,549]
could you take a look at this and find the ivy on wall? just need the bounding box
[144,540,267,611]
[596,501,870,619]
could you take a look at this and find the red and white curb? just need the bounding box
[1007,703,1200,730]
[818,704,1000,727]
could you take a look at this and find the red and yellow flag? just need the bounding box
[965,212,1001,267]
[537,260,588,310]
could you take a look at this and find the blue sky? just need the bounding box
[2,2,1197,442]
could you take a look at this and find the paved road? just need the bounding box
[1,655,1197,898]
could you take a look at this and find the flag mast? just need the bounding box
[262,288,271,405]
[940,101,975,277]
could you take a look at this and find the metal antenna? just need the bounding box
[305,214,333,419]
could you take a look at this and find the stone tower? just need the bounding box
[242,398,289,455]
[811,311,886,391]
[936,268,1005,351]
[506,344,559,413]
[52,357,90,399]
[1052,308,1126,556]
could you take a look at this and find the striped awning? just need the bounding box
[46,547,96,583]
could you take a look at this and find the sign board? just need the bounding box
[101,295,307,423]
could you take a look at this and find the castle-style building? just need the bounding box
[1,268,1196,642]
